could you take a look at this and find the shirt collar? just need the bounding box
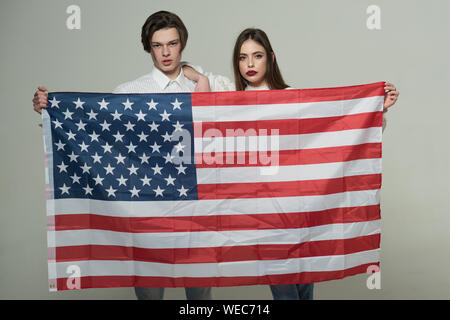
[150,66,187,90]
[245,84,269,91]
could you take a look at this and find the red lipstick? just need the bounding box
[246,70,257,76]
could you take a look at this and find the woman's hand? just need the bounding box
[384,82,399,110]
[33,86,49,114]
[182,65,211,92]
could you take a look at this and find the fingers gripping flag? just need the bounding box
[42,82,384,291]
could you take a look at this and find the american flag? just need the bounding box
[43,82,384,291]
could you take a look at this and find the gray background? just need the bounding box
[1,0,449,299]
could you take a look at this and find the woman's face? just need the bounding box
[239,39,268,88]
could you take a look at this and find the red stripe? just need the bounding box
[55,262,379,290]
[53,234,380,264]
[194,112,382,138]
[195,142,381,168]
[54,205,380,233]
[191,82,385,106]
[197,174,381,199]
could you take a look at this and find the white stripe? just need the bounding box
[47,189,380,218]
[192,96,384,122]
[53,249,380,278]
[49,220,380,249]
[196,158,381,184]
[194,127,382,153]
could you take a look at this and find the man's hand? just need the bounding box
[384,82,399,110]
[182,65,211,92]
[33,86,49,114]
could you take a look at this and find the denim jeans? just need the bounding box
[134,287,211,300]
[269,283,314,300]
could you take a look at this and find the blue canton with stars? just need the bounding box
[45,92,198,201]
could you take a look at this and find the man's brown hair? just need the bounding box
[141,11,188,53]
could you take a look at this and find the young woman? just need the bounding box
[184,27,398,299]
[233,28,314,300]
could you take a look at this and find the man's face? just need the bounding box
[150,27,182,80]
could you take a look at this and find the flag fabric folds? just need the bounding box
[42,82,384,291]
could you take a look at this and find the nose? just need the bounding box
[162,45,170,57]
[247,57,254,68]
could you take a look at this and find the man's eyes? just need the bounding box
[151,42,178,48]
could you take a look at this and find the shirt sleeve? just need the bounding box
[181,62,235,92]
[112,83,128,94]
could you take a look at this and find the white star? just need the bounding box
[59,183,70,195]
[138,153,150,164]
[172,121,184,132]
[73,98,85,109]
[116,175,128,186]
[98,98,110,110]
[49,96,60,108]
[150,141,161,153]
[75,119,87,131]
[80,163,91,174]
[122,98,133,110]
[70,173,81,184]
[174,141,185,153]
[91,152,103,164]
[161,132,172,142]
[104,163,115,175]
[135,110,147,121]
[83,184,93,195]
[66,130,76,141]
[93,174,104,186]
[151,163,163,175]
[52,119,63,129]
[148,121,159,132]
[159,109,171,121]
[114,153,126,165]
[78,141,89,152]
[129,186,140,198]
[57,161,68,173]
[171,98,183,110]
[146,99,158,110]
[175,163,187,175]
[112,131,124,142]
[137,131,149,142]
[125,141,137,153]
[99,120,111,131]
[177,185,188,197]
[123,121,135,132]
[86,109,98,120]
[101,142,113,154]
[163,152,174,164]
[106,186,117,198]
[111,109,122,121]
[67,151,79,162]
[164,174,176,186]
[127,163,139,175]
[153,185,165,197]
[55,140,65,151]
[88,131,100,142]
[140,174,152,186]
[62,108,74,120]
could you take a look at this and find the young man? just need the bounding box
[32,10,233,300]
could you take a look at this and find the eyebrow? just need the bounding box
[239,51,265,56]
[151,39,180,45]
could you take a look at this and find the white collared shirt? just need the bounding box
[113,64,233,94]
